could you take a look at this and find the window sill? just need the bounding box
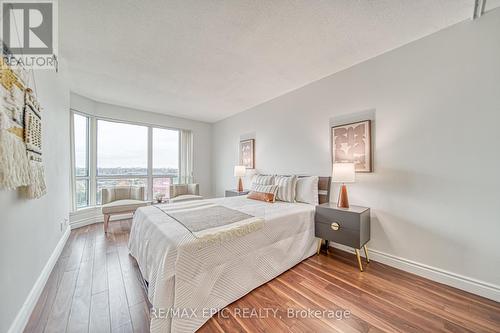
[70,206,100,216]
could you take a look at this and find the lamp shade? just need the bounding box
[234,165,246,177]
[332,163,355,183]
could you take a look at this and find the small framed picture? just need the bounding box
[239,139,255,169]
[331,120,372,172]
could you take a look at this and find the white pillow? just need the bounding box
[274,175,298,202]
[295,176,319,205]
[251,174,274,186]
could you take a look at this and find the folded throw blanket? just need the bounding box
[155,201,264,245]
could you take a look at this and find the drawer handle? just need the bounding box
[331,222,340,231]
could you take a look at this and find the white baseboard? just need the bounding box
[70,215,98,229]
[8,226,71,333]
[330,243,500,302]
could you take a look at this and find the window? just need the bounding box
[97,120,148,176]
[73,113,89,208]
[152,128,179,198]
[71,111,186,210]
[96,120,149,204]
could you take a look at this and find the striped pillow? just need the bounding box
[250,183,278,194]
[248,184,278,203]
[251,174,274,186]
[274,175,298,202]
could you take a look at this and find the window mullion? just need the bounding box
[89,116,97,206]
[147,126,153,201]
[70,111,76,211]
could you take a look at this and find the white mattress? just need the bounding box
[128,196,317,333]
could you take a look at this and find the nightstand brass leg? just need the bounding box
[317,239,322,255]
[355,249,364,272]
[363,245,370,263]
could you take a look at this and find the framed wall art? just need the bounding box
[331,120,372,172]
[239,139,255,169]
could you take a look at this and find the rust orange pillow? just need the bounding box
[247,191,275,203]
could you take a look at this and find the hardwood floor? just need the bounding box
[26,220,500,333]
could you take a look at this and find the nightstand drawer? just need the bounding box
[314,203,370,249]
[315,219,361,248]
[315,207,361,231]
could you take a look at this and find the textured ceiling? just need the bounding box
[61,0,499,123]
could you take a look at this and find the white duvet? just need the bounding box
[128,196,317,333]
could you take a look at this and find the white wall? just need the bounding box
[70,93,213,198]
[212,11,500,296]
[0,66,71,332]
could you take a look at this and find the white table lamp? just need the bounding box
[332,163,355,208]
[234,165,246,192]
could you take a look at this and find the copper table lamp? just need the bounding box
[234,165,246,192]
[332,163,355,208]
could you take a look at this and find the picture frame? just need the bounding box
[331,120,372,172]
[239,139,255,169]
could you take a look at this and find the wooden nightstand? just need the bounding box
[315,202,371,271]
[225,189,250,197]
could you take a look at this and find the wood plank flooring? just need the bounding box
[25,220,500,333]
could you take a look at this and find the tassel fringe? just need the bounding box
[0,130,32,189]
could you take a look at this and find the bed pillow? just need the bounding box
[251,174,274,186]
[274,175,298,202]
[247,184,278,203]
[295,176,319,205]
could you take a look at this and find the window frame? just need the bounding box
[70,110,182,211]
[151,126,181,200]
[71,111,90,209]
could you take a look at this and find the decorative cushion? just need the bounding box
[295,176,319,205]
[169,194,204,203]
[251,175,274,186]
[247,191,275,203]
[247,184,278,203]
[274,175,298,202]
[101,199,149,214]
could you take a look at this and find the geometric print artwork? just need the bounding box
[331,120,372,172]
[239,139,255,169]
[24,89,43,162]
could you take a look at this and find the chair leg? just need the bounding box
[104,214,110,233]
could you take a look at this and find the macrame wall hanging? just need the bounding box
[0,58,46,199]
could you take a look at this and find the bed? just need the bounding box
[128,177,330,333]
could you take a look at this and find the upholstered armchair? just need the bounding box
[101,186,150,233]
[169,183,203,203]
